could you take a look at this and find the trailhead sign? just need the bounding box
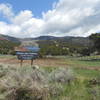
[16,52,38,60]
[15,46,40,66]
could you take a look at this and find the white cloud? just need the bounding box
[0,3,14,20]
[12,10,33,25]
[0,0,100,38]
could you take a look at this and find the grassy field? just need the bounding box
[0,55,100,100]
[43,60,100,100]
[55,56,100,67]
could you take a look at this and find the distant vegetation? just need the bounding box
[0,39,20,55]
[89,33,100,54]
[38,40,82,56]
[38,33,100,57]
[0,33,100,57]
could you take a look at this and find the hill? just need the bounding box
[0,34,91,47]
[0,34,92,56]
[0,34,20,43]
[0,34,20,54]
[21,35,91,47]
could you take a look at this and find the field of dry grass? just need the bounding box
[0,55,100,100]
[0,56,68,67]
[0,55,100,70]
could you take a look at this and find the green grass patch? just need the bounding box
[0,55,16,59]
[61,56,100,68]
[74,68,100,78]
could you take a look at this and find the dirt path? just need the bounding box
[0,57,68,67]
[0,57,100,71]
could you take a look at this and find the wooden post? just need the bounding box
[20,60,23,66]
[31,59,33,66]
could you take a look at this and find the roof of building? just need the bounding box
[15,46,40,52]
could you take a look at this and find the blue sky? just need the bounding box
[0,0,100,38]
[0,0,58,17]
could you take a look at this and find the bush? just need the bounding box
[0,65,9,78]
[0,66,50,100]
[49,68,75,84]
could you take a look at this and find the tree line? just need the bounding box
[38,33,100,57]
[0,40,20,55]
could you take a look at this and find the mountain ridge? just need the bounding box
[0,34,20,43]
[0,34,91,47]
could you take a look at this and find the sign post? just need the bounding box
[20,59,23,66]
[31,59,33,66]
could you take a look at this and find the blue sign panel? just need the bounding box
[16,51,38,60]
[24,46,40,52]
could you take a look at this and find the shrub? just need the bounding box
[49,68,75,84]
[0,64,9,78]
[0,66,50,100]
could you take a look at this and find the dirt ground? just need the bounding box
[0,56,100,71]
[0,57,68,67]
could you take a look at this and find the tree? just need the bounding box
[89,33,100,54]
[80,47,91,56]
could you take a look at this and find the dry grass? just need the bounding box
[0,64,75,100]
[0,56,99,100]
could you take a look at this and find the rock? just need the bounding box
[32,65,39,69]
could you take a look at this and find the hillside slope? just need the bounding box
[0,34,20,43]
